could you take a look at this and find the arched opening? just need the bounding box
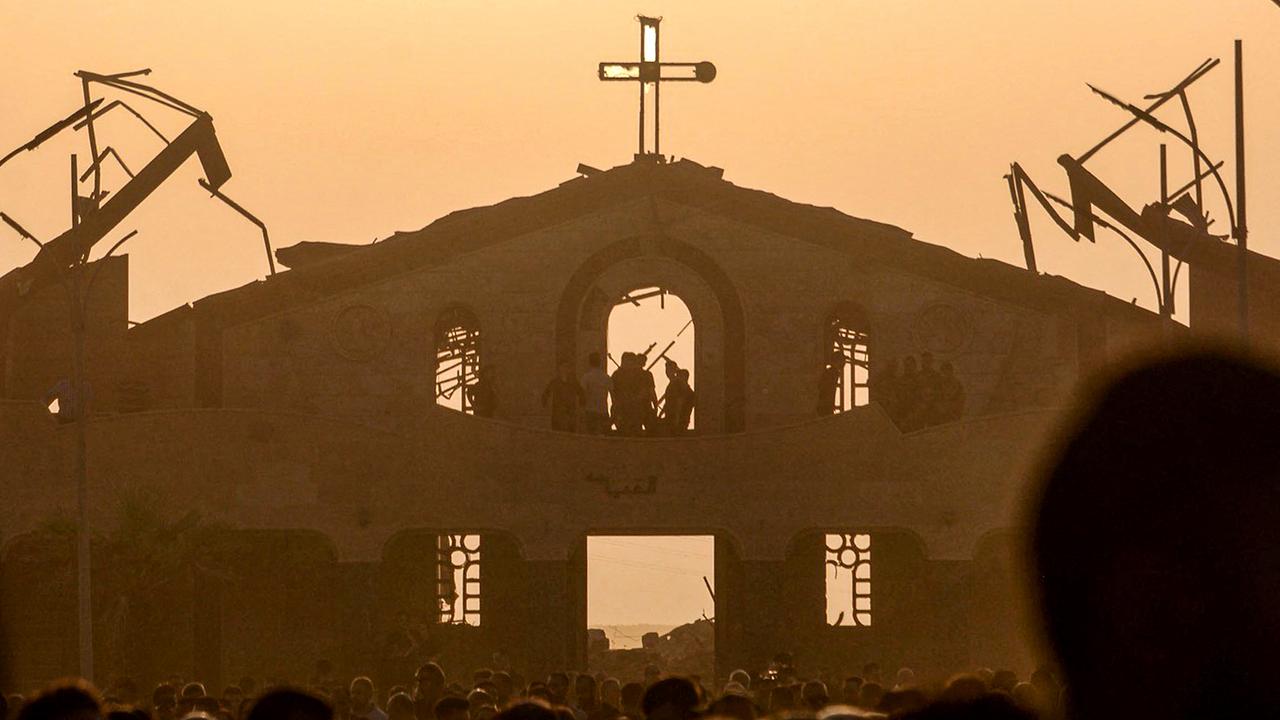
[824,304,871,414]
[434,307,482,414]
[556,236,746,434]
[606,287,696,432]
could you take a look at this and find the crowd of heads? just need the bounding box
[3,658,1066,720]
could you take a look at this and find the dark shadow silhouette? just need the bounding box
[246,689,332,720]
[1033,351,1280,719]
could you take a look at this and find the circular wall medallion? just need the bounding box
[912,303,971,355]
[331,304,391,362]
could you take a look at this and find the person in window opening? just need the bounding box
[610,353,652,436]
[466,367,498,418]
[541,361,584,431]
[818,350,844,416]
[580,353,613,435]
[659,360,695,435]
[637,354,659,434]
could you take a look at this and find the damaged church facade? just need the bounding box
[1,158,1175,689]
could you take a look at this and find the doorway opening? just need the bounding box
[606,287,696,430]
[586,535,715,677]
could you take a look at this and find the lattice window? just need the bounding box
[436,534,481,626]
[829,317,870,413]
[435,309,481,413]
[825,533,871,627]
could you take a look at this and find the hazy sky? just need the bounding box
[3,1,1279,629]
[588,535,714,642]
[3,0,1279,325]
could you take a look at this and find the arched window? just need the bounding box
[825,305,870,414]
[606,287,696,433]
[435,307,481,414]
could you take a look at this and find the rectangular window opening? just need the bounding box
[586,535,715,677]
[437,533,481,626]
[826,533,872,627]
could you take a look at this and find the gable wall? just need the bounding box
[217,198,1087,432]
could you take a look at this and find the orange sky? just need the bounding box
[3,1,1279,325]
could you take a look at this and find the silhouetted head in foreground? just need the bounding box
[246,689,332,720]
[1034,351,1280,719]
[641,678,700,720]
[17,681,102,720]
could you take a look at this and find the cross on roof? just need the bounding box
[598,16,716,159]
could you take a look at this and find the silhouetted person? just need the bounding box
[896,357,921,430]
[766,686,794,714]
[542,362,584,431]
[592,680,620,720]
[413,664,446,720]
[433,697,469,720]
[818,351,843,416]
[152,686,177,720]
[637,355,658,433]
[544,675,569,707]
[350,678,386,720]
[839,677,863,706]
[492,703,555,720]
[934,361,964,424]
[871,358,901,420]
[580,353,612,435]
[659,361,694,435]
[383,612,424,694]
[17,681,102,720]
[1034,351,1280,720]
[617,684,643,720]
[895,694,1032,720]
[246,690,332,720]
[640,679,698,720]
[800,681,828,711]
[466,369,497,418]
[705,694,753,720]
[610,353,652,436]
[856,683,883,711]
[387,695,416,720]
[910,352,941,428]
[571,675,596,720]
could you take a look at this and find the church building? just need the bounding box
[1,153,1188,690]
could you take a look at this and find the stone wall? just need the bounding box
[212,199,1085,434]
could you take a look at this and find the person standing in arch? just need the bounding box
[610,352,642,435]
[818,350,844,416]
[659,359,695,435]
[636,353,659,434]
[466,367,498,418]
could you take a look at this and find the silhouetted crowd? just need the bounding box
[541,352,694,436]
[1,656,1062,720]
[866,353,964,431]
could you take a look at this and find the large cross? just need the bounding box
[598,16,716,158]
